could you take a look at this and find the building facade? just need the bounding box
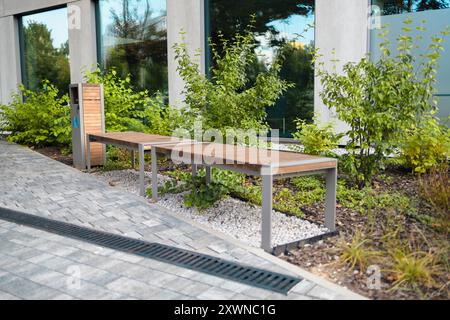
[0,0,448,135]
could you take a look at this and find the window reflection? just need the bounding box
[208,0,315,137]
[97,0,168,97]
[373,0,450,15]
[20,7,70,95]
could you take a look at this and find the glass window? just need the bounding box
[372,0,450,15]
[97,0,168,97]
[207,0,315,137]
[370,2,450,120]
[20,7,70,95]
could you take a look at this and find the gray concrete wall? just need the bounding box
[0,0,84,104]
[0,15,21,104]
[314,0,370,133]
[1,0,75,16]
[67,0,97,83]
[167,0,205,108]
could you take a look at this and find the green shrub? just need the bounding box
[292,119,342,156]
[401,116,450,173]
[84,68,188,134]
[337,183,415,216]
[317,20,449,188]
[146,180,187,199]
[184,177,230,210]
[165,168,246,210]
[0,81,70,147]
[173,18,293,131]
[291,176,326,205]
[273,188,305,217]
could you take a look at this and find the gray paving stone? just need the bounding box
[290,280,316,295]
[106,277,161,299]
[241,286,278,300]
[51,293,77,300]
[306,285,338,300]
[0,141,361,300]
[28,269,70,290]
[197,287,237,300]
[0,290,21,300]
[0,277,47,299]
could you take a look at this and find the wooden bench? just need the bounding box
[86,132,337,252]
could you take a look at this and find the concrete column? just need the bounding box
[0,15,21,104]
[314,0,370,133]
[67,0,97,83]
[167,0,205,108]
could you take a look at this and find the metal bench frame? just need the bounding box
[86,134,337,253]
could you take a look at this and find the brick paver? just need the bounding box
[0,140,364,300]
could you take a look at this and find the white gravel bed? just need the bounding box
[92,169,329,247]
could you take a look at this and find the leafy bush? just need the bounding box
[173,19,293,131]
[292,119,342,156]
[337,182,414,216]
[85,68,187,134]
[184,177,230,210]
[272,188,305,217]
[401,116,450,173]
[317,20,449,188]
[0,81,70,147]
[163,168,246,210]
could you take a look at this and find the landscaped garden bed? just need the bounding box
[31,146,450,300]
[1,18,448,300]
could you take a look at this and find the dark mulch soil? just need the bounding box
[280,171,449,300]
[34,146,73,166]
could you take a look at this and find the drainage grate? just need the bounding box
[0,207,301,294]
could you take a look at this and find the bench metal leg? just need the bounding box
[325,167,337,232]
[131,150,136,169]
[205,166,211,184]
[261,173,273,252]
[86,135,91,172]
[139,144,145,197]
[151,147,158,202]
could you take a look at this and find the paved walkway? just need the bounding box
[0,140,364,300]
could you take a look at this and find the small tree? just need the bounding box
[317,19,449,188]
[173,19,293,132]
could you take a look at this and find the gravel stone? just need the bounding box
[92,169,328,247]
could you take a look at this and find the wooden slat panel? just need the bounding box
[82,84,104,166]
[87,131,337,174]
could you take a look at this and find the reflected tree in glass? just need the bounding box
[208,0,315,136]
[21,19,70,95]
[373,0,450,15]
[98,0,168,97]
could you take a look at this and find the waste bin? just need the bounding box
[69,83,105,169]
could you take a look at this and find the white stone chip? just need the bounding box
[92,169,328,247]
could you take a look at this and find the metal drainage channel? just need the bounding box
[0,207,301,294]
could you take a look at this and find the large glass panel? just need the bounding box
[97,0,168,97]
[207,0,315,137]
[20,7,70,95]
[370,3,450,120]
